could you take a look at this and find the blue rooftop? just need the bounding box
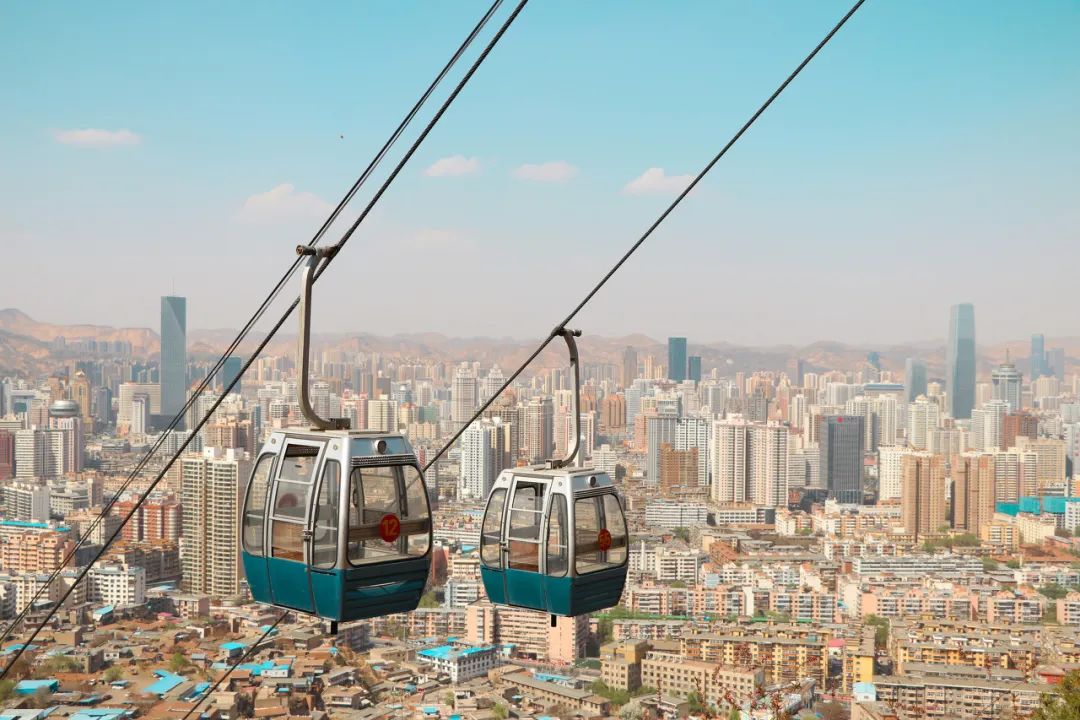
[418,644,494,661]
[143,670,185,696]
[220,641,246,651]
[71,712,127,720]
[93,605,114,617]
[16,679,59,695]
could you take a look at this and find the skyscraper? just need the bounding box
[222,356,243,394]
[160,296,187,422]
[451,363,477,431]
[946,303,976,419]
[687,356,702,383]
[1030,334,1046,380]
[460,422,496,500]
[646,413,679,483]
[524,397,554,464]
[819,415,864,504]
[904,358,928,402]
[181,448,244,598]
[621,347,638,388]
[668,337,687,383]
[991,356,1022,413]
[900,452,946,539]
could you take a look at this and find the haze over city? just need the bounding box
[3,1,1079,344]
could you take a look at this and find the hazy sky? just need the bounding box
[2,1,1077,346]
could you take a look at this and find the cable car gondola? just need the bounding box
[479,329,629,619]
[240,246,432,629]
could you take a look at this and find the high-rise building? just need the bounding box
[907,396,940,451]
[1030,334,1047,380]
[668,338,688,383]
[460,422,496,500]
[451,364,477,431]
[819,415,865,504]
[900,453,946,538]
[971,399,1009,451]
[675,416,711,488]
[710,417,788,507]
[687,356,702,383]
[904,359,928,402]
[646,414,679,483]
[1049,347,1066,383]
[180,448,244,598]
[222,356,243,394]
[70,371,93,426]
[658,444,698,498]
[712,417,750,503]
[946,303,976,419]
[952,453,995,537]
[878,446,909,501]
[524,397,554,464]
[748,423,789,507]
[1002,412,1038,452]
[991,356,1022,413]
[621,347,638,388]
[160,296,188,422]
[0,430,13,480]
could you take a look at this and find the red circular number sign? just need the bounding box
[380,514,401,543]
[597,528,612,552]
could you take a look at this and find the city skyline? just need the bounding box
[3,2,1078,343]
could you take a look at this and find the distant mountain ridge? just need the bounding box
[0,308,1074,380]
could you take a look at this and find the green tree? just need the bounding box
[864,614,890,649]
[1042,584,1071,600]
[687,691,707,714]
[103,666,124,683]
[169,652,190,673]
[418,591,440,608]
[443,691,455,709]
[1006,559,1022,569]
[0,679,15,702]
[729,708,742,720]
[673,527,690,542]
[597,616,614,643]
[983,558,1000,571]
[493,703,508,720]
[1035,668,1080,720]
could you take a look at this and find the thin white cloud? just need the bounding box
[53,128,141,147]
[512,161,579,183]
[623,167,694,195]
[423,155,480,177]
[236,184,333,223]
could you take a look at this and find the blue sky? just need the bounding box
[2,1,1077,346]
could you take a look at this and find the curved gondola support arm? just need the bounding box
[548,327,582,470]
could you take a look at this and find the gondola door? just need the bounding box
[266,438,324,613]
[501,476,549,608]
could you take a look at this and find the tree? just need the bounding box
[493,703,508,720]
[597,617,614,643]
[443,691,455,709]
[983,558,1000,571]
[1006,559,1022,569]
[418,591,440,609]
[728,708,742,720]
[687,691,707,714]
[620,706,644,720]
[0,679,15,702]
[1035,668,1080,720]
[1042,584,1071,600]
[169,652,190,673]
[673,527,690,542]
[104,666,124,683]
[864,614,890,650]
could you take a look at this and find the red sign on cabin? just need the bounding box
[380,514,401,543]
